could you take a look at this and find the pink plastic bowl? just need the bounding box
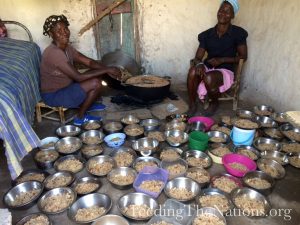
[188,116,215,131]
[222,153,257,177]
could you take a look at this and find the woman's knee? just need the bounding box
[80,78,101,92]
[203,71,223,89]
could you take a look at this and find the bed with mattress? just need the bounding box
[0,23,41,179]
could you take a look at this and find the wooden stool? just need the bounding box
[35,101,73,124]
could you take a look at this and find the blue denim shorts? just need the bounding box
[41,83,86,108]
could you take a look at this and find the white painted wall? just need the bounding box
[236,0,300,111]
[136,0,219,84]
[0,0,97,58]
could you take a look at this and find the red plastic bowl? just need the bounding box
[222,153,257,177]
[188,116,215,131]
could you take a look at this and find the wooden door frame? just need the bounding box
[91,0,141,65]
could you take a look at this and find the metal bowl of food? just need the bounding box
[242,171,275,195]
[186,167,210,187]
[133,156,161,172]
[117,192,158,220]
[55,137,82,155]
[231,187,271,217]
[15,213,51,225]
[233,117,261,130]
[253,137,282,152]
[38,187,76,214]
[103,121,123,134]
[40,136,59,150]
[165,113,188,123]
[145,130,165,142]
[234,145,260,161]
[260,150,289,165]
[110,147,137,167]
[132,137,159,156]
[107,167,137,189]
[56,125,81,137]
[207,144,232,164]
[263,127,284,140]
[164,177,200,202]
[82,120,102,130]
[280,123,300,142]
[159,147,182,161]
[4,181,44,209]
[44,171,75,190]
[81,144,103,159]
[271,112,287,124]
[86,155,116,176]
[124,124,144,140]
[281,141,300,153]
[80,130,104,145]
[254,116,278,128]
[121,114,140,125]
[288,152,300,168]
[91,214,129,225]
[197,188,233,214]
[164,130,189,147]
[14,169,49,185]
[182,150,212,168]
[236,109,254,119]
[192,207,227,224]
[160,158,188,180]
[253,105,274,116]
[207,131,230,144]
[165,121,187,132]
[140,118,160,131]
[34,149,59,170]
[54,155,86,174]
[71,177,101,195]
[68,193,112,223]
[210,173,242,194]
[257,158,285,179]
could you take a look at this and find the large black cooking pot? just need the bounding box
[123,75,171,102]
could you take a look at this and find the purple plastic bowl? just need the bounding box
[188,117,215,131]
[133,166,169,198]
[222,153,257,177]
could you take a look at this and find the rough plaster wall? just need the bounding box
[236,0,300,111]
[0,0,97,58]
[136,0,220,88]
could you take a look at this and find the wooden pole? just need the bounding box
[78,0,126,36]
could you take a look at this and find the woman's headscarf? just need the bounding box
[222,0,239,15]
[43,14,69,36]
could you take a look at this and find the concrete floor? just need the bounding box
[0,89,300,225]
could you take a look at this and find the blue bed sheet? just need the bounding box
[0,38,41,179]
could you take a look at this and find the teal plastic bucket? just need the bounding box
[230,126,255,146]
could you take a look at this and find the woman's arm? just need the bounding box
[71,50,121,79]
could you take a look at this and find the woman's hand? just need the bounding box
[106,67,122,80]
[207,57,224,68]
[195,64,206,79]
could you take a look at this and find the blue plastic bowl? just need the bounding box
[104,133,126,148]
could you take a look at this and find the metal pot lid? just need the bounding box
[101,49,140,75]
